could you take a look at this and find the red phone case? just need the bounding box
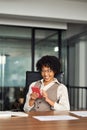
[32,86,42,98]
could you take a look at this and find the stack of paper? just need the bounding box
[11,111,28,117]
[0,111,28,118]
[0,111,11,118]
[70,111,87,117]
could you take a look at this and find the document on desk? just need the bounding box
[10,111,28,117]
[0,111,11,118]
[0,111,28,118]
[33,115,78,121]
[70,111,87,117]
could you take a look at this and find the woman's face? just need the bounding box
[41,66,55,84]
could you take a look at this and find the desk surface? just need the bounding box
[0,111,87,130]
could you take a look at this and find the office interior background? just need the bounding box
[0,0,87,111]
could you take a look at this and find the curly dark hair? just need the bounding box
[36,55,61,76]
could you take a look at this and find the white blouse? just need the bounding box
[23,78,70,112]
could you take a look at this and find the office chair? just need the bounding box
[25,71,42,88]
[23,71,42,106]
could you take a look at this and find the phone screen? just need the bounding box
[31,86,42,98]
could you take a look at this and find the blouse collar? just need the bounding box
[40,78,60,85]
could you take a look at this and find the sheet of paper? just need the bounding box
[70,111,87,117]
[0,111,28,118]
[0,113,11,118]
[11,111,28,117]
[33,115,78,121]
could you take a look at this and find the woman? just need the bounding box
[23,55,70,112]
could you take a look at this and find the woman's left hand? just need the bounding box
[42,90,48,101]
[42,90,54,106]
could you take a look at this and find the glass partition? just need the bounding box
[0,25,64,111]
[34,29,59,70]
[0,26,32,110]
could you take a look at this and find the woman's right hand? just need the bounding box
[29,92,39,106]
[30,92,39,100]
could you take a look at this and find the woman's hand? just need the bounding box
[42,90,54,107]
[29,92,39,106]
[42,90,49,102]
[30,92,39,100]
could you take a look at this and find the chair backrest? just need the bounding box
[23,71,42,103]
[26,71,42,87]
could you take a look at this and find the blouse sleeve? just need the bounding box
[23,82,36,112]
[53,84,70,111]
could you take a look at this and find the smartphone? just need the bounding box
[31,86,42,98]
